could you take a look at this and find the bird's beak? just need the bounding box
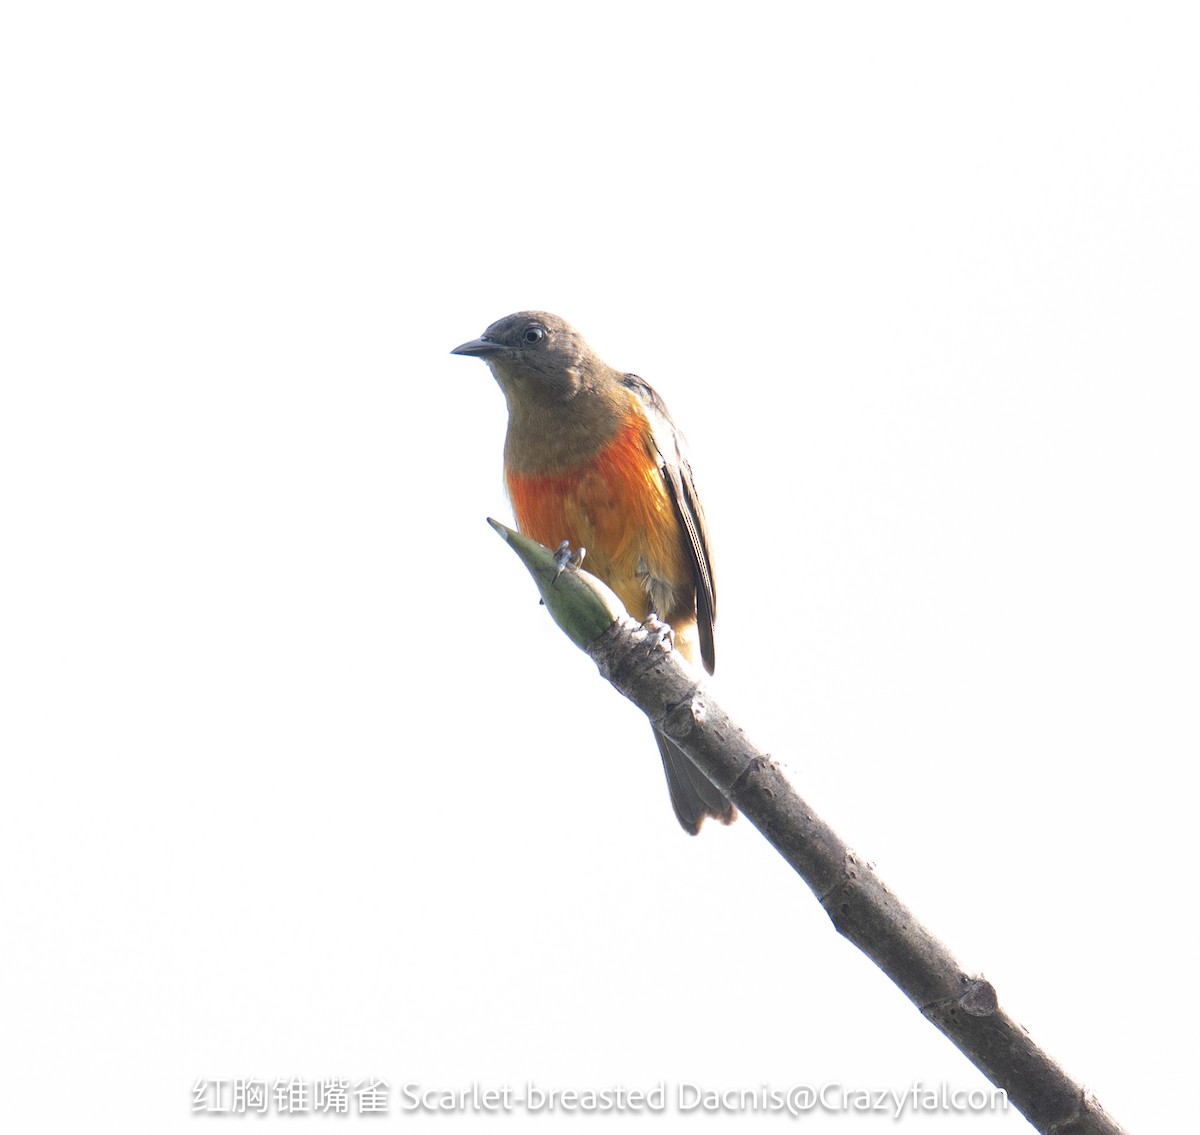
[451,336,504,357]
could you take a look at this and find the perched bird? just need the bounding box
[452,311,735,834]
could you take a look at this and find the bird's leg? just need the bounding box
[641,612,675,651]
[552,539,586,580]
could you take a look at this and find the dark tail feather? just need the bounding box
[652,726,737,835]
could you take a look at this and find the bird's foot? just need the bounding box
[552,539,586,580]
[642,613,675,652]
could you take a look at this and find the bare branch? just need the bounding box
[489,519,1128,1135]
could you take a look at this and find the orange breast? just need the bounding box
[505,414,690,621]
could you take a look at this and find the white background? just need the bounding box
[3,3,1196,1131]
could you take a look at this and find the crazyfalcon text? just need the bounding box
[398,1081,1008,1118]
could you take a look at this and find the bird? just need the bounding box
[452,311,735,834]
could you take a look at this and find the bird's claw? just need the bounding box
[552,539,586,580]
[642,613,675,651]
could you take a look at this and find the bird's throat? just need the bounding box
[502,383,633,476]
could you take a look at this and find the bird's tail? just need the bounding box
[652,725,737,835]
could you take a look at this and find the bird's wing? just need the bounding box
[622,373,717,674]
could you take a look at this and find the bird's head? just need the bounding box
[452,311,600,403]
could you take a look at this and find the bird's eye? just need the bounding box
[523,327,545,344]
